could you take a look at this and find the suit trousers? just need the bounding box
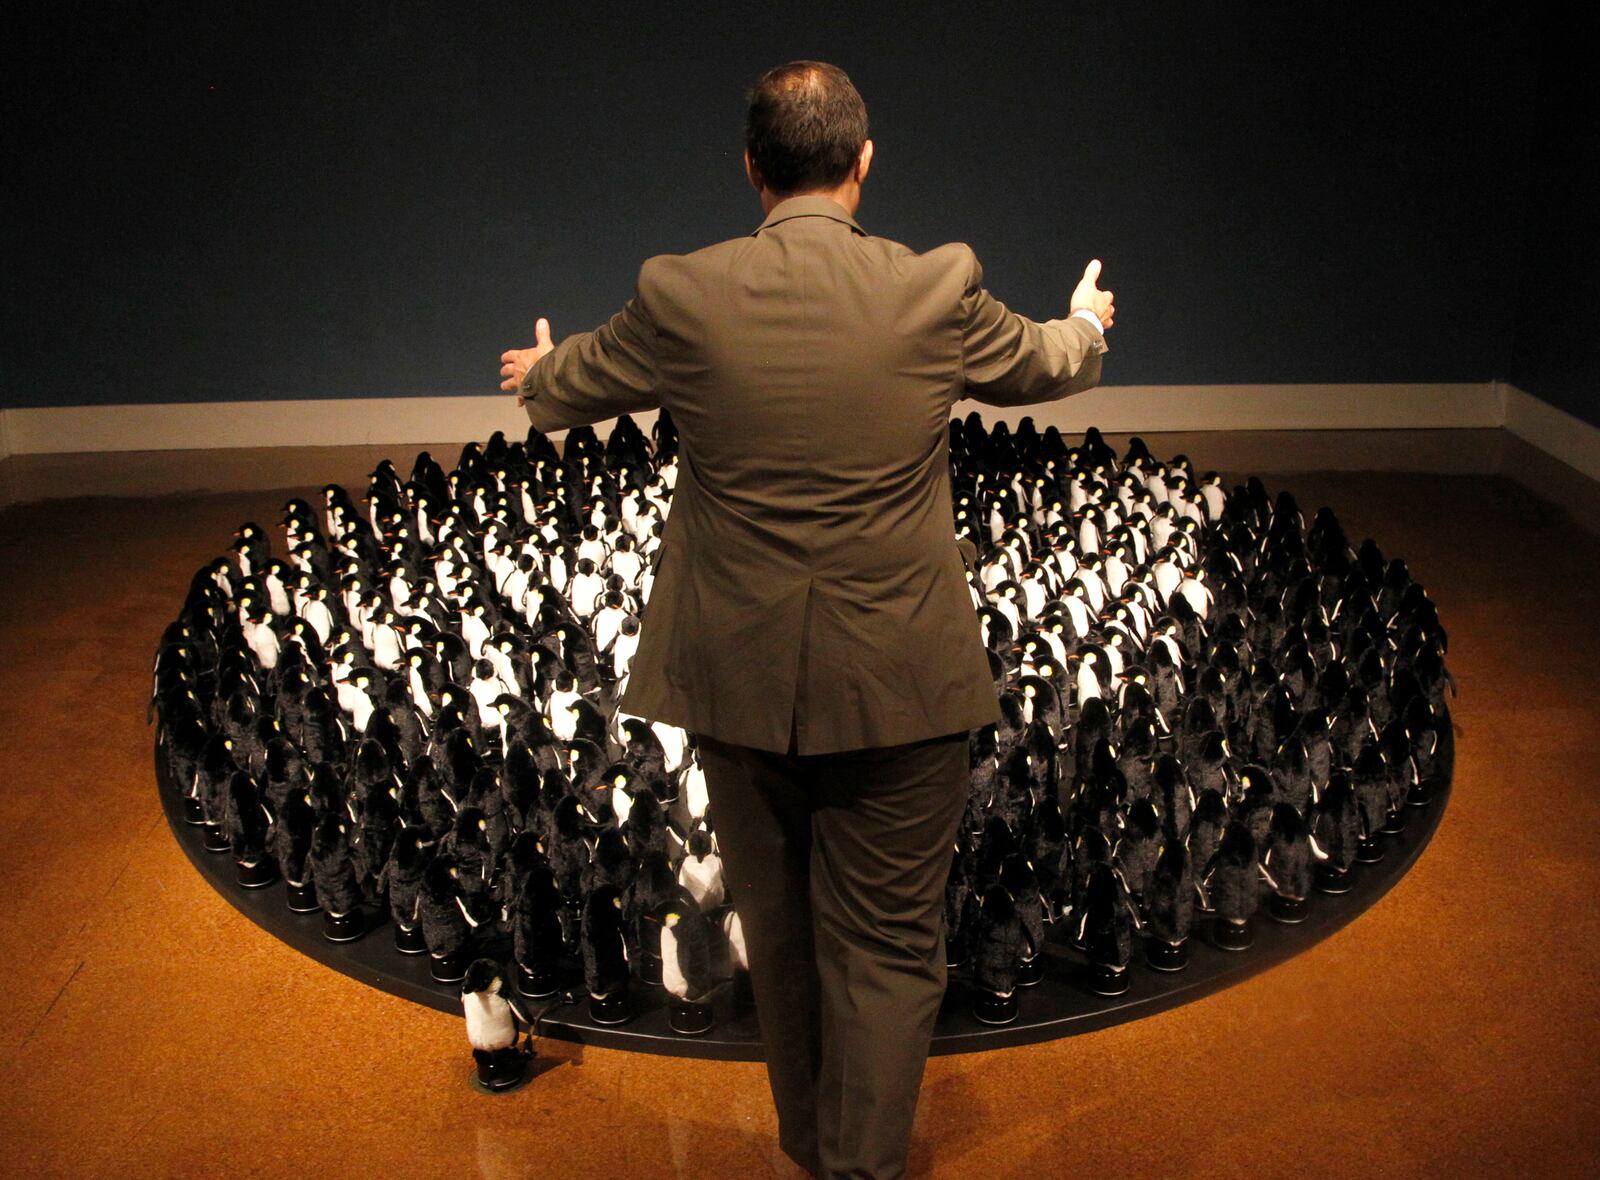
[694,724,971,1180]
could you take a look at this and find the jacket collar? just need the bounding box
[753,194,866,236]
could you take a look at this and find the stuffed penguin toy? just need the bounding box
[1115,797,1163,904]
[1202,821,1260,951]
[500,833,565,998]
[1310,772,1360,894]
[309,813,366,942]
[223,770,277,887]
[1185,788,1229,912]
[416,853,474,982]
[677,828,725,912]
[1260,802,1315,923]
[460,959,533,1093]
[272,787,320,912]
[1077,861,1138,995]
[971,883,1023,1026]
[378,826,433,954]
[1143,838,1194,971]
[1350,741,1392,863]
[581,884,632,1025]
[999,853,1047,987]
[660,893,719,1035]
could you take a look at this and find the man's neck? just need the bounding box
[759,185,859,218]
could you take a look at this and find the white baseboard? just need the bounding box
[1,384,1594,528]
[0,382,1504,456]
[2,396,525,456]
[1499,382,1600,482]
[956,382,1503,434]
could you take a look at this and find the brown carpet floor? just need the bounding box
[1,464,1597,1178]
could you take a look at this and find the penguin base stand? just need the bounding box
[1145,938,1189,973]
[1316,863,1354,894]
[1212,916,1254,951]
[470,1045,533,1095]
[182,798,206,825]
[668,998,713,1036]
[432,951,470,984]
[1268,894,1309,924]
[1379,808,1408,836]
[394,922,428,954]
[285,882,319,913]
[588,987,631,1026]
[1407,779,1434,808]
[1355,836,1384,865]
[636,953,663,987]
[323,909,365,942]
[1085,962,1130,997]
[236,858,279,888]
[516,961,559,999]
[1016,954,1045,988]
[972,989,1019,1026]
[202,824,232,854]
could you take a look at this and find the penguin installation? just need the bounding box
[150,412,1453,1035]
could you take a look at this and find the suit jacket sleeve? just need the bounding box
[519,261,663,433]
[959,245,1108,406]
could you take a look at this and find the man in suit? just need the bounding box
[500,61,1114,1180]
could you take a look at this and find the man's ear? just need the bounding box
[856,139,874,184]
[743,148,763,193]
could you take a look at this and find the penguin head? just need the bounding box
[460,958,504,997]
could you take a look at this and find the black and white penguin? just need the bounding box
[416,853,475,982]
[378,825,433,954]
[223,770,276,888]
[1260,802,1315,923]
[1202,822,1260,951]
[1076,861,1138,996]
[1115,797,1163,903]
[971,883,1023,1026]
[460,959,533,1093]
[272,787,320,912]
[1310,771,1360,893]
[581,885,632,1025]
[660,896,719,1035]
[500,832,565,998]
[677,828,725,912]
[999,854,1048,987]
[1142,838,1194,971]
[309,813,366,942]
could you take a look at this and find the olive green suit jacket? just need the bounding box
[520,194,1107,754]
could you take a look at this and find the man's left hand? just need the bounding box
[501,318,555,405]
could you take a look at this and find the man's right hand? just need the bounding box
[1070,259,1116,330]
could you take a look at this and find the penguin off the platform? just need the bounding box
[460,959,533,1093]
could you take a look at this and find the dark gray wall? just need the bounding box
[1509,8,1600,428]
[5,2,1541,409]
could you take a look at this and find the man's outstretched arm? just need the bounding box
[500,266,662,434]
[960,249,1115,407]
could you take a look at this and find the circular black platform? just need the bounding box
[156,718,1452,1060]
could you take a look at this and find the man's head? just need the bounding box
[744,61,872,214]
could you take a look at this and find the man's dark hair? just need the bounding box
[745,61,868,196]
